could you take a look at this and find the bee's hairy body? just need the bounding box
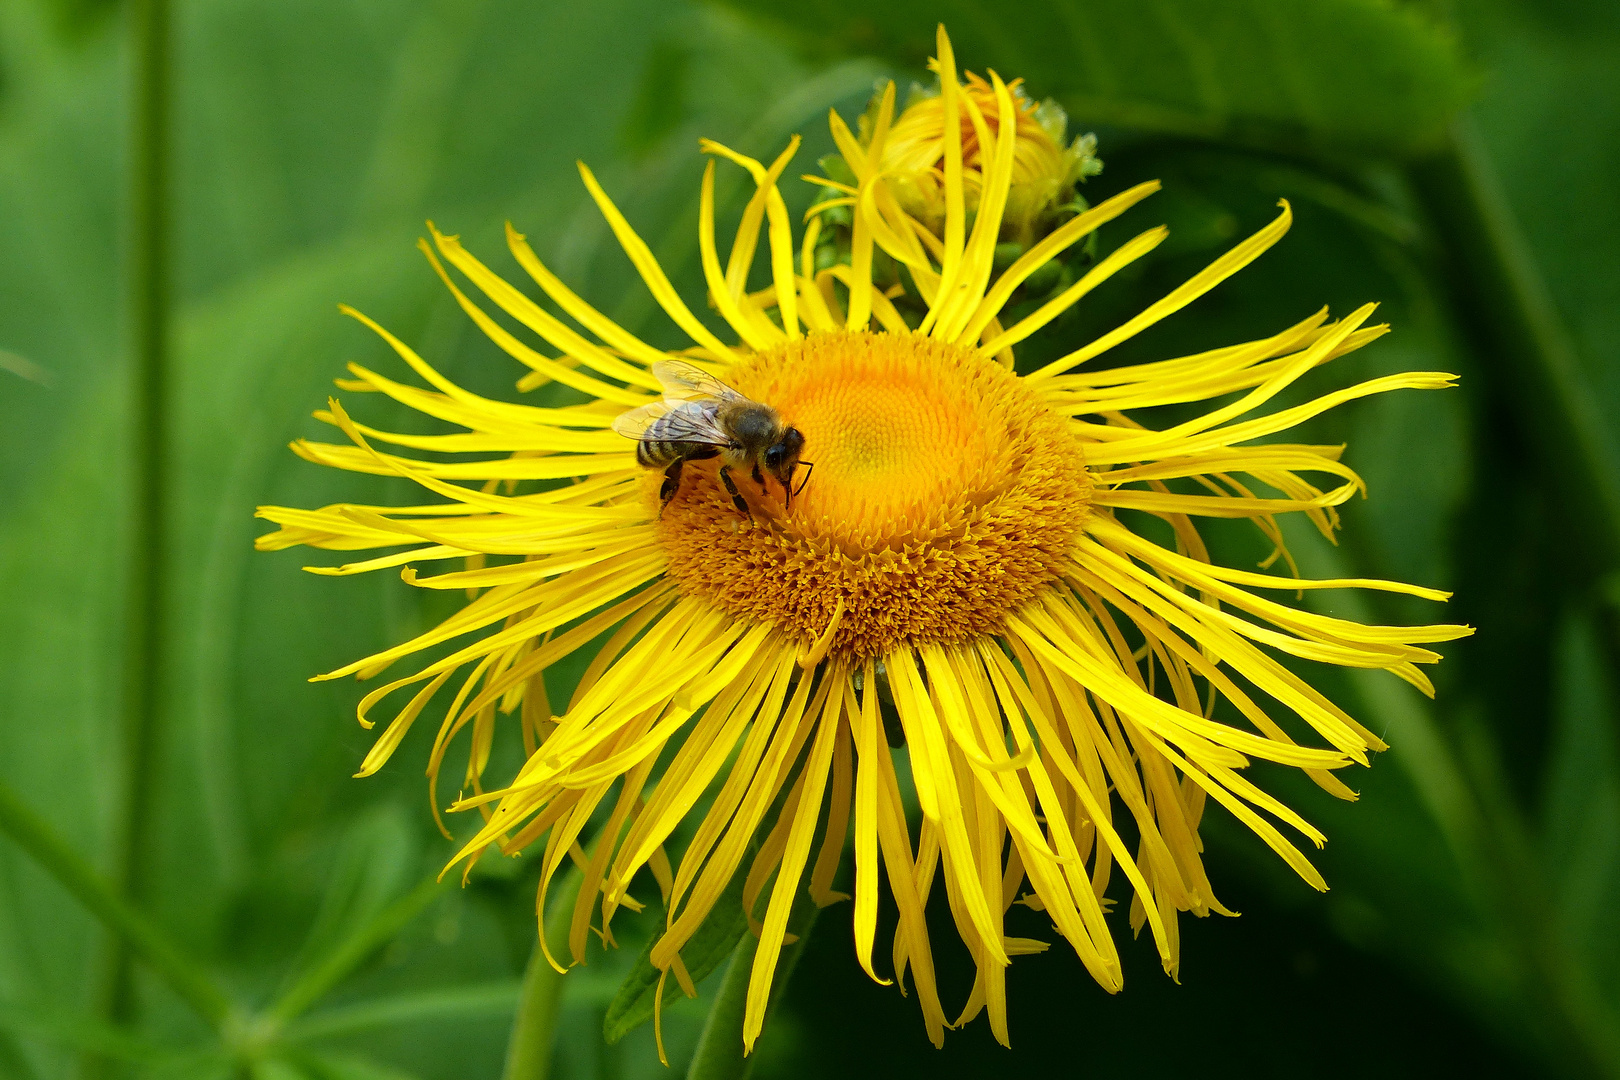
[636,400,782,469]
[612,360,810,519]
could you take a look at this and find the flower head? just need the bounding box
[258,26,1469,1055]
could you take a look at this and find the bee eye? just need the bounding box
[765,447,784,468]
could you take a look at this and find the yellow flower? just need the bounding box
[867,61,1099,248]
[257,25,1469,1055]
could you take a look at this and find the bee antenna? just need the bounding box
[793,460,815,497]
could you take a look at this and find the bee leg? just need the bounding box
[751,463,765,488]
[658,458,685,512]
[718,465,752,519]
[662,446,720,513]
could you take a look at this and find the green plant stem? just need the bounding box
[502,867,584,1080]
[686,901,818,1080]
[103,0,173,1035]
[0,780,230,1027]
[1408,118,1620,576]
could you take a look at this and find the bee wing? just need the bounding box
[652,359,745,404]
[611,399,730,445]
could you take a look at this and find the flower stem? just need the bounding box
[103,0,173,1034]
[0,779,230,1028]
[685,900,819,1080]
[502,867,584,1080]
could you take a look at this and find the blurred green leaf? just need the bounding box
[1282,526,1620,1074]
[718,0,1475,158]
[300,1050,423,1080]
[0,1028,41,1080]
[281,805,419,997]
[1544,614,1620,1004]
[287,982,520,1043]
[271,877,447,1024]
[252,1059,316,1080]
[0,777,233,1027]
[0,350,51,385]
[0,0,869,1074]
[0,998,176,1062]
[684,892,818,1080]
[36,0,119,43]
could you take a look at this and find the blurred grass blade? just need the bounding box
[1410,119,1620,577]
[286,982,522,1043]
[0,997,182,1062]
[718,0,1473,159]
[269,875,447,1024]
[105,0,173,1036]
[250,1058,318,1080]
[0,350,51,385]
[0,779,232,1026]
[282,806,417,992]
[0,1026,40,1080]
[296,1050,423,1080]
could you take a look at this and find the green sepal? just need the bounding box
[816,153,855,187]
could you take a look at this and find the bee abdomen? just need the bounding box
[637,438,683,468]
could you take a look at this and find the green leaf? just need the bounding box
[718,0,1475,159]
[602,854,754,1045]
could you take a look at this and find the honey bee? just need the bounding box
[613,360,811,517]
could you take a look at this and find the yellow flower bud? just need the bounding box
[867,72,1101,247]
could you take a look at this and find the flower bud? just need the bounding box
[868,73,1101,248]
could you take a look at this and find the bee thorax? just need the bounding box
[719,402,781,449]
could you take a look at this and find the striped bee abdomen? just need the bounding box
[636,438,686,467]
[636,412,715,467]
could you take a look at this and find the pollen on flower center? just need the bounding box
[758,339,1003,530]
[652,329,1091,658]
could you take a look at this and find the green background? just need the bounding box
[0,0,1617,1076]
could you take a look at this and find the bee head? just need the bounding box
[765,427,808,504]
[764,427,804,472]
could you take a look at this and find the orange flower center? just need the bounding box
[652,330,1091,658]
